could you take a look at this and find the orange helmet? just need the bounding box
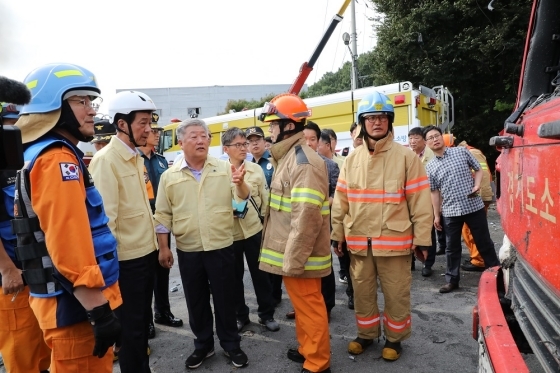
[259,93,311,123]
[442,133,455,147]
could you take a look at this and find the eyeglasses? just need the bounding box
[225,142,250,149]
[67,97,103,112]
[364,115,389,123]
[426,134,442,142]
[151,129,161,134]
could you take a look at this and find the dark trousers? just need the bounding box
[233,231,275,321]
[115,250,157,373]
[152,233,171,315]
[443,208,500,284]
[321,260,336,313]
[437,213,447,250]
[340,241,354,297]
[177,246,240,352]
[425,226,437,268]
[270,273,283,303]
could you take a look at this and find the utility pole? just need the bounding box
[350,0,358,90]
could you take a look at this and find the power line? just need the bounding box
[314,0,330,84]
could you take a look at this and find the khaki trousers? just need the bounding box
[350,250,412,342]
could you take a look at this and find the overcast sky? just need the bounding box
[1,0,377,111]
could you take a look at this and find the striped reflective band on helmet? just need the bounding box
[54,69,84,78]
[404,176,430,194]
[356,314,381,328]
[291,188,326,207]
[383,313,411,333]
[260,248,331,270]
[346,235,413,250]
[269,193,291,212]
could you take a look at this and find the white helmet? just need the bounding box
[108,90,157,124]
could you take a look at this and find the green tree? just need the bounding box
[218,93,277,115]
[307,50,377,97]
[369,0,531,170]
[219,92,310,115]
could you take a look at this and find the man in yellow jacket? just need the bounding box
[331,91,433,362]
[89,90,158,373]
[154,119,251,370]
[258,94,332,373]
[457,140,494,271]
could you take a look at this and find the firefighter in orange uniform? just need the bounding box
[331,91,433,361]
[457,140,493,271]
[258,94,332,373]
[12,63,122,373]
[0,103,51,373]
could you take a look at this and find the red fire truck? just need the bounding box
[474,1,560,371]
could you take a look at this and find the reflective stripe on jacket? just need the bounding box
[259,132,332,278]
[331,132,433,256]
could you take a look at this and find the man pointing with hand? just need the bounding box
[154,118,250,370]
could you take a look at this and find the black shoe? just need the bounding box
[439,282,459,293]
[286,310,296,319]
[421,266,433,277]
[348,295,354,310]
[154,311,183,327]
[237,318,250,332]
[258,318,280,331]
[302,368,331,373]
[148,321,156,339]
[435,247,446,255]
[224,348,248,368]
[185,347,214,369]
[461,262,485,272]
[287,348,305,363]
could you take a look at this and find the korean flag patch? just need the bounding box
[59,163,80,181]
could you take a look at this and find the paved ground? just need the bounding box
[1,206,506,373]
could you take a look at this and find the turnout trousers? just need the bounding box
[43,321,112,373]
[350,249,412,342]
[0,286,51,373]
[283,276,331,372]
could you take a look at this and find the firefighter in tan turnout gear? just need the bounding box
[258,93,332,373]
[331,91,433,361]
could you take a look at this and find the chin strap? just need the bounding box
[275,120,303,143]
[57,100,93,142]
[115,114,142,148]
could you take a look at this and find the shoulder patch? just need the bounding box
[59,162,80,181]
[294,145,309,165]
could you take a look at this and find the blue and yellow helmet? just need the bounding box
[20,63,100,115]
[356,91,394,124]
